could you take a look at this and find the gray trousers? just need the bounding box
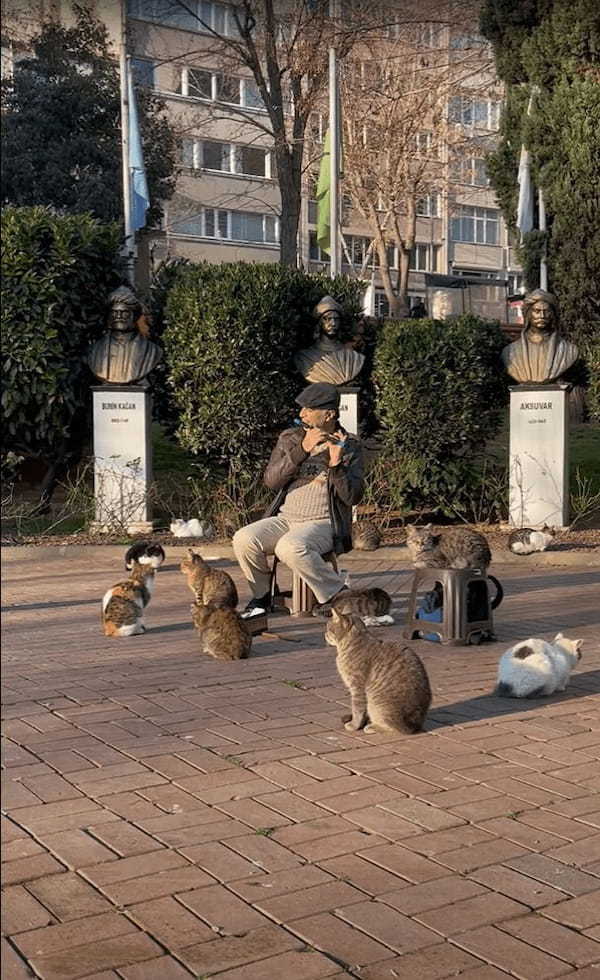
[232,516,345,604]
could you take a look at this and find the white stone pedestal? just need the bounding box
[91,385,153,534]
[339,387,360,436]
[509,384,570,528]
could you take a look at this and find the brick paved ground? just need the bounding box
[2,546,599,980]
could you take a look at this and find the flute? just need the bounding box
[294,419,346,446]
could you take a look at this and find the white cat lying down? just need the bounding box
[495,633,583,698]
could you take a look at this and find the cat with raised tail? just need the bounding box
[508,525,556,555]
[495,633,583,698]
[191,602,252,660]
[102,561,155,637]
[325,608,431,734]
[181,549,238,609]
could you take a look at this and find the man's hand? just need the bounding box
[328,430,347,467]
[302,426,327,453]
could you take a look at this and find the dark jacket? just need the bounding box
[263,426,364,555]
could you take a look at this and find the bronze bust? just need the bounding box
[88,286,162,385]
[294,295,365,386]
[502,289,578,384]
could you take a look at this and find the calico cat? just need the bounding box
[495,633,583,698]
[325,608,431,734]
[102,561,155,637]
[181,549,238,609]
[125,541,165,571]
[331,587,392,618]
[191,601,252,660]
[352,521,382,552]
[508,525,556,555]
[406,524,492,573]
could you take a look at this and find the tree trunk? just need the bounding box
[273,141,302,267]
[396,247,411,318]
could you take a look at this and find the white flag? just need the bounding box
[516,144,534,237]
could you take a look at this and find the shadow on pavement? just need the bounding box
[429,669,600,727]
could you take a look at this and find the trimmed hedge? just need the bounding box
[162,262,364,467]
[373,314,509,512]
[1,207,120,474]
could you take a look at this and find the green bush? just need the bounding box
[373,314,508,514]
[1,206,120,474]
[162,261,364,469]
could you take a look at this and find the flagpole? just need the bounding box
[328,44,340,277]
[120,0,134,285]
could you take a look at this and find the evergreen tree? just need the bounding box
[1,6,176,226]
[481,0,600,351]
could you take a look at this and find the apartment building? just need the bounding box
[3,0,522,313]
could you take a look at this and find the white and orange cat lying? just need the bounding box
[495,633,583,698]
[102,561,155,637]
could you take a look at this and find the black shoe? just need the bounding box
[241,594,270,619]
[312,587,350,618]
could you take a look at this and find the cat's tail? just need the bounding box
[488,575,504,610]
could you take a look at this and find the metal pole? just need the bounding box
[120,0,135,285]
[329,46,340,277]
[538,187,548,290]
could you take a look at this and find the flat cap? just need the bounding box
[295,382,340,410]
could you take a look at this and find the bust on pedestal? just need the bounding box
[89,286,161,534]
[295,296,364,435]
[504,290,578,529]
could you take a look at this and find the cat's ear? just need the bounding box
[574,639,584,658]
[330,608,341,621]
[554,632,563,642]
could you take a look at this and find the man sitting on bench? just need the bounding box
[233,382,364,617]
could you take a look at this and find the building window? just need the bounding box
[374,291,390,318]
[451,156,488,186]
[416,130,438,158]
[308,112,325,144]
[178,67,264,109]
[387,22,443,46]
[131,58,155,88]
[416,194,440,218]
[449,95,500,130]
[450,33,487,49]
[410,243,431,271]
[127,0,240,36]
[182,138,270,178]
[172,207,278,243]
[188,68,212,99]
[309,231,327,262]
[451,206,499,245]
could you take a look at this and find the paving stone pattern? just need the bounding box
[2,548,599,979]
